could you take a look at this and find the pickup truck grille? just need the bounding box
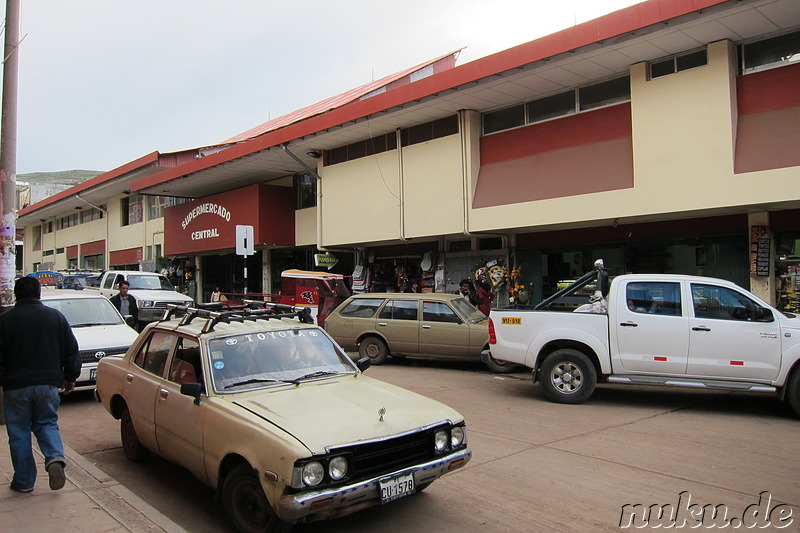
[153,301,189,309]
[330,424,446,481]
[80,346,129,363]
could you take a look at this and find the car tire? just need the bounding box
[484,351,517,374]
[223,464,289,533]
[358,336,389,365]
[539,349,597,404]
[786,367,800,418]
[120,407,150,462]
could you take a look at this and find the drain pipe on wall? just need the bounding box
[282,144,363,260]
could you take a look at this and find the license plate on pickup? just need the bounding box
[379,473,415,504]
[90,368,97,381]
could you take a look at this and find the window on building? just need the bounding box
[57,213,79,230]
[484,75,630,135]
[43,250,54,257]
[296,172,317,209]
[56,247,65,254]
[649,49,707,79]
[80,207,104,223]
[579,76,631,111]
[400,116,459,146]
[148,196,188,220]
[484,104,526,135]
[740,29,800,74]
[448,240,471,253]
[121,194,144,226]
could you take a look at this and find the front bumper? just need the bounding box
[279,447,471,524]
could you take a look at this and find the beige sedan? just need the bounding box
[325,293,515,373]
[95,304,471,533]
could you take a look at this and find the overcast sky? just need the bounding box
[11,0,642,174]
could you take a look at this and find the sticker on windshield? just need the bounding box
[214,361,225,370]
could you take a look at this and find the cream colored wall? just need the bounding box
[295,207,317,246]
[401,135,463,238]
[320,134,464,245]
[320,148,401,245]
[468,40,800,232]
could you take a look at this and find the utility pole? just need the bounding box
[0,0,20,306]
[0,0,21,424]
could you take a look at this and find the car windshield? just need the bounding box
[43,297,125,327]
[207,328,356,392]
[450,297,486,323]
[127,274,175,291]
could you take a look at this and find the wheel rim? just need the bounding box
[231,476,272,531]
[550,361,583,394]
[365,342,381,358]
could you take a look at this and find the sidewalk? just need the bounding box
[0,438,187,533]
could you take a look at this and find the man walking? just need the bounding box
[0,276,80,493]
[110,280,139,329]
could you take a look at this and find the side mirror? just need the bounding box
[180,382,203,405]
[755,307,774,322]
[356,357,371,372]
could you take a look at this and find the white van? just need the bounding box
[41,288,139,391]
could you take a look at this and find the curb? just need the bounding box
[60,443,188,533]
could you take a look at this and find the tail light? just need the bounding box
[488,318,496,344]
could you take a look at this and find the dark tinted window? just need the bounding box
[338,298,384,318]
[484,104,525,134]
[625,282,682,316]
[378,300,419,320]
[528,92,575,123]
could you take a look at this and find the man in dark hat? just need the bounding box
[0,276,80,493]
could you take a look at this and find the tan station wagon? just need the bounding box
[94,303,471,533]
[325,293,515,373]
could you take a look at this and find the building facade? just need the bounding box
[18,0,800,311]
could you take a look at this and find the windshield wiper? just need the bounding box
[224,378,298,389]
[72,322,118,328]
[291,371,345,382]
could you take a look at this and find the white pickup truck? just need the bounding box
[488,260,800,416]
[93,270,193,324]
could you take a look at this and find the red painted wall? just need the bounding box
[735,63,800,174]
[164,184,295,256]
[474,104,633,208]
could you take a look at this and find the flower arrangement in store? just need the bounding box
[508,266,531,305]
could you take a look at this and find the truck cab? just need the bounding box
[277,269,351,326]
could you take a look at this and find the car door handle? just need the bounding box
[619,322,638,327]
[692,326,711,332]
[126,373,134,383]
[378,322,388,327]
[422,325,432,329]
[159,389,169,399]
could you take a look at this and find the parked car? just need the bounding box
[92,270,193,324]
[324,292,514,373]
[94,303,471,532]
[40,287,139,391]
[489,259,800,416]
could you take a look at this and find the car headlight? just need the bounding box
[301,461,325,486]
[328,456,348,481]
[451,426,465,448]
[140,300,154,308]
[434,429,449,452]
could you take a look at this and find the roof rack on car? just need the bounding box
[162,302,314,333]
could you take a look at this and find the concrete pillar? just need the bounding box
[748,212,773,304]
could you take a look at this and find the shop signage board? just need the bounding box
[750,225,770,277]
[314,253,338,270]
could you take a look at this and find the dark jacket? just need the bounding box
[0,299,80,391]
[110,293,139,326]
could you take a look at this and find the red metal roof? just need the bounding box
[130,0,732,193]
[223,50,460,144]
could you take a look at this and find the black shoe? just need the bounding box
[10,481,33,493]
[47,461,66,491]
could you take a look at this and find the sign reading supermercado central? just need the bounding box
[163,183,296,256]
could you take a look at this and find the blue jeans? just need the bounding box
[3,385,66,490]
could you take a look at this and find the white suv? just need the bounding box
[41,288,139,391]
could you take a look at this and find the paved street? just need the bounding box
[58,359,800,532]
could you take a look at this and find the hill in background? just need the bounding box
[18,169,103,186]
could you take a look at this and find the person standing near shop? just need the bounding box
[477,280,494,315]
[456,279,480,307]
[0,276,80,493]
[110,280,139,330]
